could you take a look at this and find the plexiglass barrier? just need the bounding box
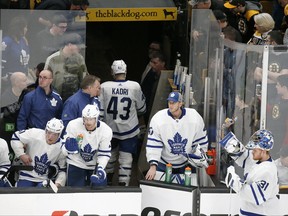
[189,9,288,185]
[0,9,86,159]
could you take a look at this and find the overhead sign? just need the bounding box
[83,7,177,22]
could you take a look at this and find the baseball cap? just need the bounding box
[224,0,245,9]
[213,10,227,21]
[167,92,182,102]
[63,33,86,48]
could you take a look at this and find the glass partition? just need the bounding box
[189,9,288,185]
[0,9,86,157]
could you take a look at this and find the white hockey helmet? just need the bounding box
[46,118,64,134]
[246,129,274,151]
[111,60,127,75]
[82,104,100,119]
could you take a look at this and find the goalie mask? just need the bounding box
[111,60,127,75]
[246,129,274,151]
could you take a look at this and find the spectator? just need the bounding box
[223,0,262,43]
[17,68,63,130]
[44,32,88,101]
[1,72,28,108]
[61,74,101,128]
[145,92,209,183]
[213,10,228,31]
[266,30,284,45]
[265,74,288,155]
[24,62,45,94]
[283,5,288,45]
[221,130,280,215]
[140,41,162,84]
[11,118,66,187]
[2,16,30,77]
[35,14,68,64]
[141,51,167,125]
[0,72,28,154]
[0,138,11,187]
[62,104,112,187]
[100,60,146,186]
[190,0,224,10]
[247,13,275,45]
[275,145,288,186]
[35,0,89,10]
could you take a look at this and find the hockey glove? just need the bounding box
[90,166,107,186]
[47,165,59,179]
[64,137,79,154]
[225,166,243,193]
[186,147,209,168]
[220,132,245,157]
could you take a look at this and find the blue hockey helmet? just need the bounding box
[246,129,274,151]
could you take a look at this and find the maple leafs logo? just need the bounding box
[80,143,97,162]
[34,153,51,175]
[167,132,187,154]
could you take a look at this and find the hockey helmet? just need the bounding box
[82,104,100,119]
[246,129,274,151]
[111,60,127,75]
[46,118,64,134]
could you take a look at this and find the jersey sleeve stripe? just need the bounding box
[250,184,260,205]
[146,145,163,149]
[147,138,163,143]
[113,124,139,136]
[192,135,208,144]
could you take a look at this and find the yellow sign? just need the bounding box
[83,7,177,22]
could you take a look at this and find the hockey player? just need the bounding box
[11,118,66,187]
[0,138,11,187]
[62,104,112,186]
[99,60,146,186]
[145,92,209,183]
[221,129,280,215]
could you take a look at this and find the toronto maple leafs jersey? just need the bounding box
[62,118,112,170]
[11,129,66,186]
[146,108,208,168]
[0,138,11,179]
[99,80,146,140]
[17,86,63,130]
[234,150,280,215]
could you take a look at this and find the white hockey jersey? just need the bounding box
[234,150,280,215]
[99,80,146,140]
[11,129,66,186]
[146,108,208,168]
[0,138,11,178]
[63,118,112,170]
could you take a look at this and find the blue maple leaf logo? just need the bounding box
[80,143,97,162]
[167,132,187,154]
[34,153,51,175]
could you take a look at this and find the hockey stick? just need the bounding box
[43,179,58,193]
[1,165,33,181]
[1,165,33,188]
[90,162,98,188]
